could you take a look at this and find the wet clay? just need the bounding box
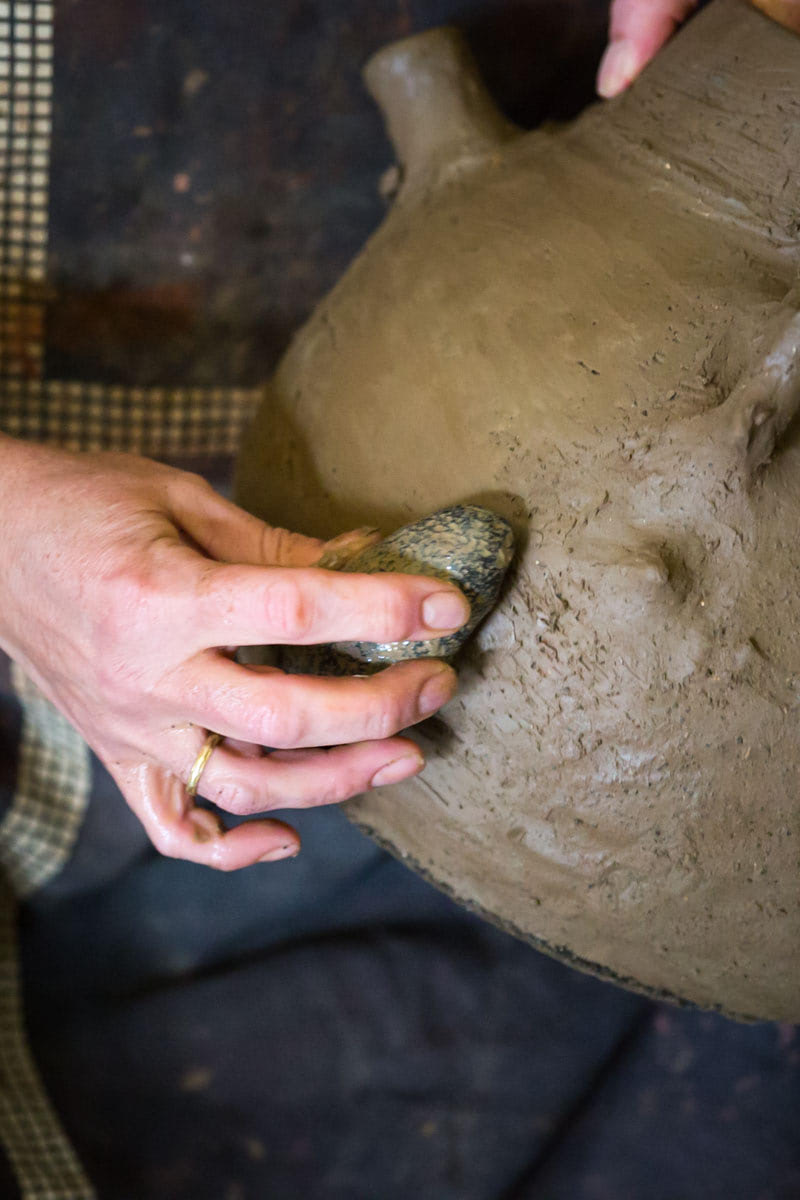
[236,0,800,1020]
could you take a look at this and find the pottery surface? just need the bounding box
[237,0,800,1020]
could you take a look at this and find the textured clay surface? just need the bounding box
[237,0,800,1020]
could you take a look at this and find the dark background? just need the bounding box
[48,0,607,386]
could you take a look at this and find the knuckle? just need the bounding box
[309,776,357,807]
[373,584,412,640]
[360,693,400,742]
[209,781,260,816]
[94,561,165,651]
[259,702,307,749]
[263,577,314,641]
[175,467,214,497]
[263,524,300,567]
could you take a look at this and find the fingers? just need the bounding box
[159,480,469,649]
[168,467,383,570]
[114,761,302,870]
[161,472,469,649]
[597,0,699,97]
[112,729,425,870]
[179,656,458,749]
[184,561,470,650]
[168,475,326,567]
[177,734,424,815]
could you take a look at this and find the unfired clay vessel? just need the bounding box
[237,0,800,1021]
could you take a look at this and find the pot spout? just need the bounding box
[363,28,519,201]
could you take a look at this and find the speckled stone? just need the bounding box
[282,505,514,676]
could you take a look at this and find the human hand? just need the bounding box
[597,1,800,98]
[0,437,469,870]
[597,0,699,98]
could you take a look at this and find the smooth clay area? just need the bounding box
[237,0,800,1020]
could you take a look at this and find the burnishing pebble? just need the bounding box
[281,505,515,676]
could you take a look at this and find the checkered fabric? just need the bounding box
[0,3,260,458]
[0,663,89,898]
[0,2,263,1193]
[0,876,94,1199]
[2,377,261,456]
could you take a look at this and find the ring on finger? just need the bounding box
[186,731,222,798]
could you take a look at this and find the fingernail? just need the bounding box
[596,39,638,98]
[259,843,299,863]
[418,666,457,716]
[422,589,470,633]
[370,753,424,789]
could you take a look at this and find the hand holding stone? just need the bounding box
[0,437,468,870]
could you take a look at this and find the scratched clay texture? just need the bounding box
[237,1,800,1020]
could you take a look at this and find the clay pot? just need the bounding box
[237,0,800,1020]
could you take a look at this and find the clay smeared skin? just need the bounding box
[237,0,800,1020]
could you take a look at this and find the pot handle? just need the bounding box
[718,300,800,474]
[363,28,519,202]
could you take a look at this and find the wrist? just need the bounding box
[0,434,55,658]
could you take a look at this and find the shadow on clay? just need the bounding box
[770,407,800,461]
[241,391,534,548]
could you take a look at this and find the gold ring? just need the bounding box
[186,732,222,797]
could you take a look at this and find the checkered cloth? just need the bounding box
[0,3,261,1193]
